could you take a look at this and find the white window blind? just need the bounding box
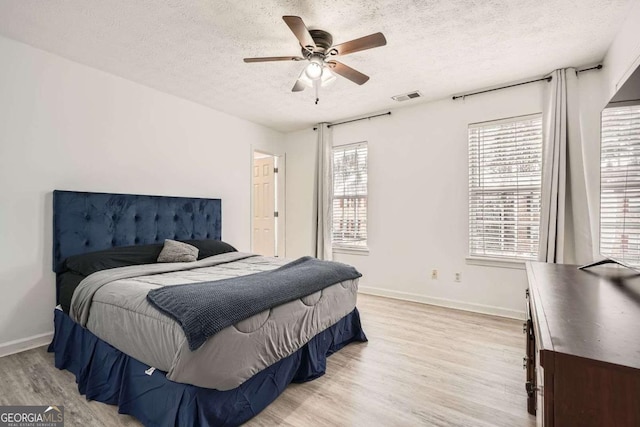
[600,104,640,266]
[469,114,543,260]
[332,142,368,248]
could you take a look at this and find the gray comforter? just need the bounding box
[68,253,361,390]
[147,256,362,350]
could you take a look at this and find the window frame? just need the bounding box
[331,141,369,252]
[467,113,543,263]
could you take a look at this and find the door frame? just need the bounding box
[250,148,286,257]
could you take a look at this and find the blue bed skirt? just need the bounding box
[48,308,367,427]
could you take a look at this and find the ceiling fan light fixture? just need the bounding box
[298,65,336,89]
[320,68,336,86]
[297,70,314,89]
[304,57,324,80]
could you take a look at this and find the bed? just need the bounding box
[48,190,367,426]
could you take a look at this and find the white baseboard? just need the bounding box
[358,286,525,320]
[0,332,54,358]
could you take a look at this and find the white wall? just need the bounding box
[602,2,640,100]
[283,128,318,257]
[0,36,283,354]
[285,84,546,319]
[576,70,608,259]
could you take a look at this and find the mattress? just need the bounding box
[75,254,359,390]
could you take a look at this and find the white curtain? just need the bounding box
[538,68,593,264]
[314,123,333,260]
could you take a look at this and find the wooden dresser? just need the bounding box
[525,262,640,427]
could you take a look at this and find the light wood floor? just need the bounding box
[0,294,536,426]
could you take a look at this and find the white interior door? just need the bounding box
[253,156,275,256]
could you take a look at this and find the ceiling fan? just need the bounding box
[244,16,387,104]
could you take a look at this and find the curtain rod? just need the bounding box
[577,64,603,73]
[452,64,603,101]
[313,111,391,130]
[452,77,551,100]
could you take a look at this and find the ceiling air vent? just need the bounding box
[392,91,422,102]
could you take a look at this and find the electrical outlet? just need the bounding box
[431,269,438,280]
[455,272,461,282]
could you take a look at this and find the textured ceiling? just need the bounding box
[0,0,634,132]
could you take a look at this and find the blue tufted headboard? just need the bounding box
[52,190,221,273]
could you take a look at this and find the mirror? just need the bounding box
[599,65,640,269]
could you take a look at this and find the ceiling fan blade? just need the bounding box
[244,56,305,63]
[282,16,316,50]
[327,61,370,85]
[292,79,306,92]
[331,32,387,56]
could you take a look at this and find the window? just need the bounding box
[468,114,543,260]
[600,104,640,265]
[332,142,368,249]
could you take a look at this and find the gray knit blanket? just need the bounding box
[146,256,362,351]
